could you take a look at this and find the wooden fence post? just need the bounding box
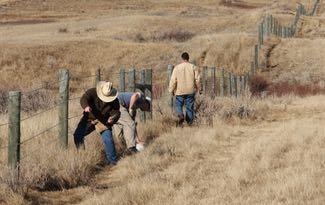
[254,45,259,71]
[233,75,238,97]
[119,69,125,92]
[145,69,153,120]
[167,65,174,111]
[202,66,208,95]
[211,67,216,97]
[311,0,320,16]
[220,68,225,97]
[259,23,263,47]
[250,61,255,75]
[228,72,232,96]
[241,76,245,96]
[139,69,146,122]
[270,15,274,35]
[128,68,136,92]
[8,91,21,170]
[94,68,101,87]
[277,24,281,37]
[58,69,69,149]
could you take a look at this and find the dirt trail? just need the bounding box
[25,97,325,205]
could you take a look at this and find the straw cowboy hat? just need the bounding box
[96,81,118,102]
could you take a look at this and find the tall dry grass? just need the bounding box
[80,95,325,205]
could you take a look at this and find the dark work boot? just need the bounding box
[177,114,185,127]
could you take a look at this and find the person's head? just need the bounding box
[96,81,118,102]
[181,52,189,62]
[139,97,151,111]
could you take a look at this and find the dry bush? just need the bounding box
[195,95,260,125]
[133,29,195,43]
[249,75,269,97]
[268,81,325,97]
[0,86,56,114]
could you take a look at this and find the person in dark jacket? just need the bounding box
[73,81,120,165]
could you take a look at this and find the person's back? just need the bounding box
[169,62,199,95]
[168,52,200,126]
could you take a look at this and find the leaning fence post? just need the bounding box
[220,68,225,97]
[58,69,69,149]
[128,68,136,92]
[8,91,21,170]
[119,69,125,92]
[139,69,146,122]
[167,65,174,111]
[145,69,153,120]
[94,68,101,87]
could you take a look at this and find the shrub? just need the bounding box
[249,75,269,97]
[268,82,325,97]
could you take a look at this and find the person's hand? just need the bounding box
[84,106,92,113]
[107,117,113,125]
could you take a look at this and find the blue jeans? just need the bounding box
[175,94,195,125]
[73,113,117,164]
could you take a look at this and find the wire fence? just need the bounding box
[0,0,320,175]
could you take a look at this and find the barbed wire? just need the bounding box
[69,96,82,101]
[20,103,60,122]
[0,144,8,150]
[20,136,60,162]
[20,123,59,145]
[68,113,83,120]
[0,122,9,127]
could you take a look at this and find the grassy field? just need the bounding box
[0,0,324,204]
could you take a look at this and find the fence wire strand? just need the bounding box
[20,123,59,145]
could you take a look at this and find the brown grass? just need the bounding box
[80,95,325,205]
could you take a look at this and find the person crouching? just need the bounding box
[73,81,120,165]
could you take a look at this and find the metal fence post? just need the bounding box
[119,69,125,92]
[58,69,69,149]
[8,91,21,170]
[145,69,153,120]
[167,65,174,111]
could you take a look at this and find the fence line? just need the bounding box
[0,0,320,178]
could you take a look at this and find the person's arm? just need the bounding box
[128,92,142,118]
[80,88,95,112]
[168,68,177,95]
[107,99,121,125]
[129,92,141,110]
[194,66,201,93]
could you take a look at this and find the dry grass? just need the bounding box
[0,93,323,204]
[80,95,325,205]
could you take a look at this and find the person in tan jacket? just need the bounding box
[168,52,200,125]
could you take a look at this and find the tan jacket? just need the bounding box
[168,62,200,95]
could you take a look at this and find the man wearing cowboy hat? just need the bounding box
[73,81,120,165]
[114,92,151,154]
